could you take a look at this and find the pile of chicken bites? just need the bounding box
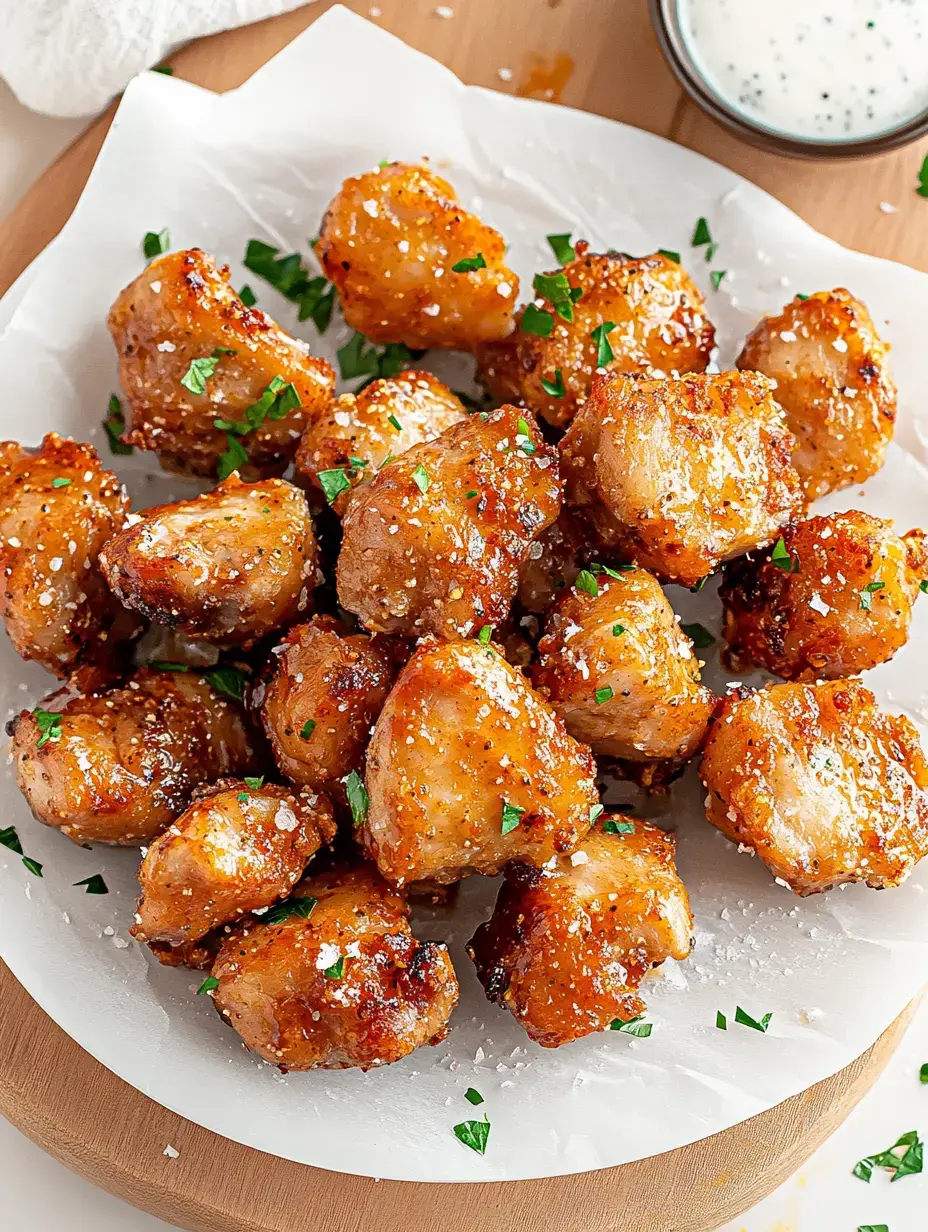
[5,161,928,1072]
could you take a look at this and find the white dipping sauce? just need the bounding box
[678,0,928,141]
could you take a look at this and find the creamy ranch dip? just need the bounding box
[678,0,928,141]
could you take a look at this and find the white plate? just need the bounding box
[2,6,928,1184]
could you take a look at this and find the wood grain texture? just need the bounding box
[1,2,925,1229]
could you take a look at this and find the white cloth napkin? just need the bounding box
[0,0,316,118]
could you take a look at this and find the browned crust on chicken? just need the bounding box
[737,289,896,501]
[477,246,715,427]
[516,509,585,614]
[318,162,518,350]
[12,668,259,845]
[211,863,459,1070]
[107,248,334,478]
[467,817,693,1047]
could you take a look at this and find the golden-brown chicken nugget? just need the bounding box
[720,512,927,681]
[100,476,317,647]
[700,680,928,894]
[108,248,334,478]
[212,864,459,1069]
[337,405,561,638]
[318,162,518,350]
[561,371,804,587]
[363,637,599,885]
[12,667,259,845]
[132,780,335,947]
[737,289,896,500]
[468,817,693,1047]
[477,246,715,427]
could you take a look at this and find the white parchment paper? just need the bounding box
[1,6,928,1183]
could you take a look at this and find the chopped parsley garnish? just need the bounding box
[690,576,709,592]
[22,857,43,877]
[197,977,219,995]
[453,1116,490,1155]
[142,228,170,259]
[603,819,634,835]
[859,581,885,611]
[51,477,72,488]
[920,1062,928,1083]
[152,661,188,672]
[854,1130,924,1182]
[691,217,712,247]
[594,685,614,704]
[214,376,300,479]
[590,562,634,578]
[716,1011,727,1030]
[590,803,604,823]
[411,464,431,494]
[921,580,928,594]
[387,413,403,432]
[734,1005,773,1033]
[521,303,555,337]
[34,707,63,748]
[180,348,235,396]
[500,800,525,835]
[710,269,727,291]
[452,254,487,273]
[244,776,264,791]
[103,394,133,456]
[324,955,346,979]
[217,435,249,481]
[796,292,810,301]
[338,332,383,381]
[657,248,680,263]
[237,792,249,803]
[515,417,536,456]
[541,369,566,398]
[610,1015,652,1037]
[918,154,928,198]
[533,271,580,323]
[73,874,108,894]
[770,537,798,573]
[575,569,599,597]
[681,622,714,648]
[546,233,576,265]
[0,825,42,877]
[612,624,625,637]
[477,625,493,646]
[264,896,317,925]
[464,1087,484,1106]
[202,665,247,700]
[153,65,174,75]
[591,321,616,367]
[300,720,316,740]
[857,1226,889,1232]
[243,239,334,328]
[704,242,718,262]
[465,490,478,499]
[239,284,257,308]
[344,770,369,827]
[317,468,352,505]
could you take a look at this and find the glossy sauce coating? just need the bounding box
[516,510,585,614]
[212,864,459,1070]
[108,248,334,478]
[363,637,599,885]
[701,680,928,894]
[468,817,694,1047]
[318,162,518,350]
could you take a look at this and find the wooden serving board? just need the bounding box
[1,3,926,1230]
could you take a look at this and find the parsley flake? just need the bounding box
[152,65,174,76]
[197,977,219,995]
[478,625,493,646]
[239,284,257,308]
[541,368,566,398]
[151,661,188,672]
[338,332,382,381]
[591,322,616,367]
[465,490,478,499]
[734,1006,773,1033]
[681,622,714,648]
[180,348,234,396]
[918,154,928,198]
[387,413,403,432]
[244,776,264,791]
[857,1226,889,1232]
[217,435,249,482]
[243,239,334,327]
[657,248,680,263]
[716,1011,727,1030]
[51,477,72,488]
[603,819,634,835]
[612,624,625,637]
[202,665,247,700]
[453,1116,490,1155]
[264,896,317,925]
[0,825,42,878]
[770,537,798,573]
[300,720,316,740]
[920,1063,928,1083]
[710,269,727,291]
[324,955,346,979]
[590,803,604,823]
[464,1087,484,1106]
[575,569,599,597]
[594,685,614,704]
[237,792,249,803]
[22,856,43,877]
[452,254,487,273]
[533,271,580,322]
[73,874,108,894]
[103,394,133,456]
[142,228,170,259]
[317,468,352,505]
[859,581,885,611]
[546,233,576,265]
[34,707,63,748]
[691,217,712,247]
[854,1130,924,1183]
[610,1015,652,1037]
[521,303,554,337]
[412,464,431,494]
[501,800,525,835]
[344,770,369,827]
[516,417,536,456]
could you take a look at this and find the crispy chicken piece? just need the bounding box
[148,933,222,971]
[720,512,928,681]
[317,162,518,350]
[212,863,459,1070]
[531,566,717,765]
[11,667,259,845]
[561,371,804,587]
[516,510,585,614]
[99,476,317,647]
[293,371,467,514]
[108,248,334,478]
[737,289,896,501]
[477,246,715,427]
[0,434,136,680]
[337,405,561,638]
[363,637,598,885]
[131,780,336,948]
[256,616,399,798]
[468,817,693,1047]
[700,680,928,894]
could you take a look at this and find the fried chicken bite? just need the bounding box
[131,780,335,949]
[12,667,259,845]
[467,817,693,1047]
[211,863,459,1070]
[108,248,334,478]
[363,637,598,885]
[477,246,715,427]
[317,162,518,350]
[99,476,317,647]
[516,510,585,614]
[531,565,716,767]
[149,933,222,971]
[737,289,896,501]
[0,434,136,680]
[256,616,399,798]
[561,371,804,588]
[701,680,928,895]
[720,512,928,681]
[293,371,467,514]
[337,405,561,638]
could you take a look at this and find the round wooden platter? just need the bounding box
[1,2,926,1230]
